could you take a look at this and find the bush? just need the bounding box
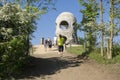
[113,43,120,57]
[0,37,27,79]
[0,3,37,79]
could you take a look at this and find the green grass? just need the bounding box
[89,52,110,64]
[89,52,120,64]
[66,46,120,64]
[66,45,84,55]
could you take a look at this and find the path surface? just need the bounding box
[18,45,120,80]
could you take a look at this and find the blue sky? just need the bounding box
[31,0,84,45]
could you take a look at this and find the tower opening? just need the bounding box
[60,21,69,30]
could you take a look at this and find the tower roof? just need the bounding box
[56,12,76,23]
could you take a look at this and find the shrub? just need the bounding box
[0,37,27,79]
[113,43,120,57]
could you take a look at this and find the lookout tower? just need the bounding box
[55,12,78,44]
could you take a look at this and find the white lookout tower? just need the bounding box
[55,12,77,44]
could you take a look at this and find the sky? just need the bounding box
[31,0,84,45]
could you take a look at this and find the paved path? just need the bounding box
[18,45,120,80]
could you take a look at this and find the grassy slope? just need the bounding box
[66,45,84,55]
[66,45,120,64]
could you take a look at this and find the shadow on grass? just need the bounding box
[77,51,89,60]
[15,56,83,79]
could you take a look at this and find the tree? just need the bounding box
[114,0,120,35]
[0,0,56,56]
[0,3,39,78]
[73,22,80,44]
[24,0,56,55]
[101,0,120,59]
[78,0,99,52]
[0,0,56,78]
[108,0,114,59]
[100,0,104,56]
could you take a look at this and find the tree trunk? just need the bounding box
[26,0,30,56]
[73,30,78,44]
[108,0,114,59]
[100,0,104,56]
[84,32,87,52]
[107,38,110,58]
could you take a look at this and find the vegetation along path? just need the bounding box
[17,45,120,80]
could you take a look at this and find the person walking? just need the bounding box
[53,35,57,47]
[44,39,48,51]
[47,38,52,50]
[57,34,65,56]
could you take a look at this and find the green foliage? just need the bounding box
[77,37,84,45]
[0,3,38,79]
[3,0,56,13]
[0,3,38,41]
[0,0,56,79]
[78,0,99,52]
[114,0,120,19]
[113,43,120,57]
[0,38,27,79]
